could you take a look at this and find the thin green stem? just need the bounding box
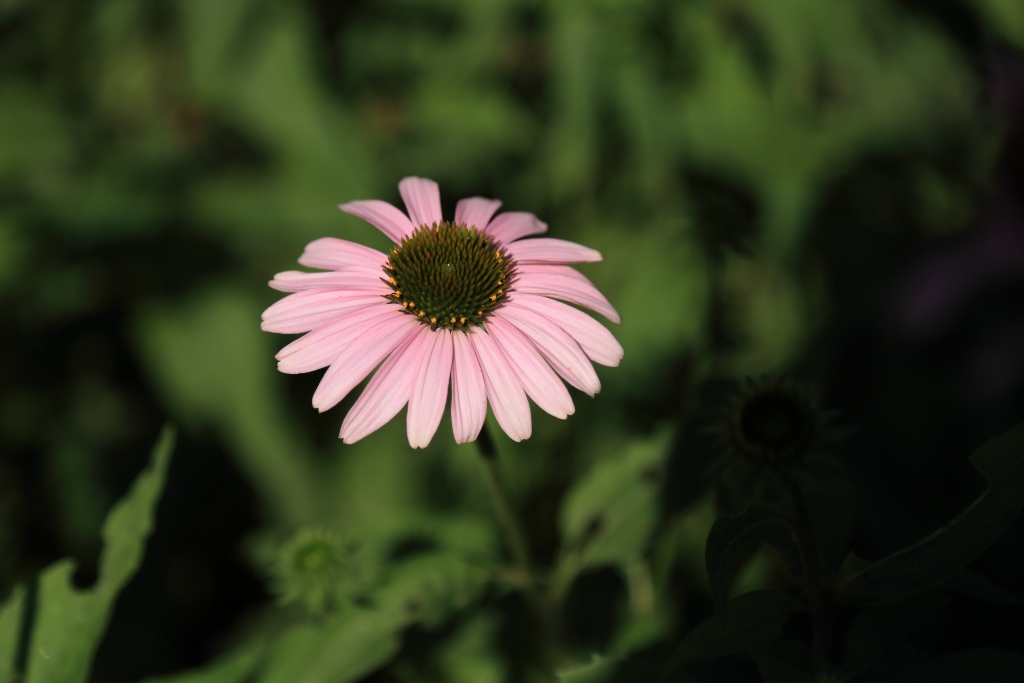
[475,424,557,681]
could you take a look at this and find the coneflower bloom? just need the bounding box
[262,177,623,448]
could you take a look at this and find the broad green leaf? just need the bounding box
[664,589,797,674]
[873,648,1024,683]
[558,655,617,683]
[3,426,174,683]
[842,422,1024,599]
[256,552,489,683]
[375,552,490,630]
[556,428,673,586]
[257,608,405,683]
[704,508,800,618]
[0,585,26,683]
[433,611,505,683]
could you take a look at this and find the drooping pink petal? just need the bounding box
[469,327,531,442]
[455,198,502,231]
[407,329,454,448]
[505,238,602,264]
[399,177,443,228]
[298,237,388,271]
[513,264,621,323]
[507,294,624,366]
[496,306,600,396]
[276,306,398,373]
[312,314,420,412]
[488,317,574,419]
[261,290,388,334]
[451,330,487,444]
[338,200,416,243]
[269,270,387,293]
[484,212,548,244]
[340,326,433,444]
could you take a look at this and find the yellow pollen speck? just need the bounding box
[393,291,401,296]
[450,317,456,323]
[477,311,482,316]
[409,302,415,308]
[402,301,409,308]
[490,295,497,301]
[567,366,572,371]
[430,317,437,324]
[460,317,466,324]
[418,311,425,317]
[389,276,396,285]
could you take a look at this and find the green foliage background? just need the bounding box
[1,0,1023,681]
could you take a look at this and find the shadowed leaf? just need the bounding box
[841,422,1024,600]
[663,589,796,678]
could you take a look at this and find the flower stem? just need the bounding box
[475,424,557,680]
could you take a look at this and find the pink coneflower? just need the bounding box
[262,177,623,448]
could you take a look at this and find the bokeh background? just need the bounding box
[2,0,1024,680]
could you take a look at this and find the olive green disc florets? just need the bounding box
[383,222,516,330]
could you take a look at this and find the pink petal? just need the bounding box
[507,294,623,366]
[469,327,532,442]
[276,306,398,373]
[312,314,420,412]
[338,200,416,243]
[407,329,454,448]
[505,238,602,264]
[269,270,387,293]
[496,306,601,396]
[455,198,502,230]
[261,290,387,334]
[484,212,548,245]
[340,326,433,444]
[298,237,388,271]
[513,264,621,323]
[399,177,443,227]
[451,330,487,444]
[487,318,574,419]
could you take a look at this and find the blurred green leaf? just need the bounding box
[970,0,1024,47]
[375,552,490,630]
[0,426,174,683]
[558,655,617,683]
[135,286,318,524]
[842,422,1024,600]
[0,585,26,683]
[704,507,800,618]
[556,428,672,588]
[433,611,505,683]
[663,589,797,675]
[257,608,405,683]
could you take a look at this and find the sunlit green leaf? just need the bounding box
[555,428,673,595]
[0,427,174,683]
